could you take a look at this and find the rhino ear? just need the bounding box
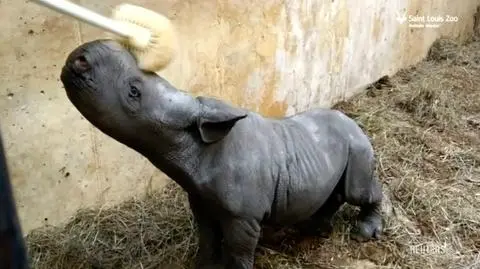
[196,96,247,143]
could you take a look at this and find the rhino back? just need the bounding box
[196,111,350,224]
[267,110,350,224]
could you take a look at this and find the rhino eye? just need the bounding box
[128,86,141,98]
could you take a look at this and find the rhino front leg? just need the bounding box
[348,179,383,242]
[343,147,383,242]
[189,195,223,269]
[221,218,261,269]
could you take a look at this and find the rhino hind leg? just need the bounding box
[295,183,345,237]
[343,145,383,242]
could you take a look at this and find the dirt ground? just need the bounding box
[25,36,480,269]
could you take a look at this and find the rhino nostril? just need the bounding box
[73,55,90,73]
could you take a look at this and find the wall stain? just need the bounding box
[258,71,288,117]
[329,0,349,74]
[283,3,296,56]
[300,0,315,31]
[159,0,372,117]
[165,0,287,117]
[372,15,383,42]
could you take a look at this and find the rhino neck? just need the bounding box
[139,132,202,192]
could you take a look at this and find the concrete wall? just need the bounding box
[1,0,478,233]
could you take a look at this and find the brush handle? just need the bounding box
[31,0,131,39]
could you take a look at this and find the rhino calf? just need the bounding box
[60,40,383,269]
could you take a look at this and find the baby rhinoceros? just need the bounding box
[60,39,384,269]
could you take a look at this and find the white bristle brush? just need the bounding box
[30,0,178,72]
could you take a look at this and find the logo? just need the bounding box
[395,9,459,28]
[396,10,407,24]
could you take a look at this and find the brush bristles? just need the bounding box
[110,3,178,72]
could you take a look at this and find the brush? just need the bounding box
[30,0,178,72]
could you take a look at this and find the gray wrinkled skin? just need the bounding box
[60,40,383,269]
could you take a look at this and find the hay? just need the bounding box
[26,185,198,269]
[26,37,480,269]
